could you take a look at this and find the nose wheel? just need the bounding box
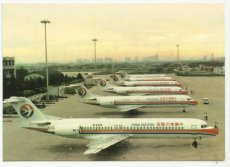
[192,139,198,148]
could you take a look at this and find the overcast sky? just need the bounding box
[3,3,224,63]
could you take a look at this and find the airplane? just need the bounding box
[81,72,95,79]
[120,75,175,81]
[97,78,188,95]
[116,71,173,81]
[80,72,98,86]
[116,71,167,78]
[110,75,181,87]
[76,84,197,112]
[3,96,218,154]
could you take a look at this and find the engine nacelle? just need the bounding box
[116,89,127,95]
[124,82,134,86]
[55,125,77,137]
[99,98,114,106]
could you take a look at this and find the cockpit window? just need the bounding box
[201,124,208,128]
[187,98,191,101]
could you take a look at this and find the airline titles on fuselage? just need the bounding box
[113,97,178,104]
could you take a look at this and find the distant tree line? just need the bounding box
[3,66,76,99]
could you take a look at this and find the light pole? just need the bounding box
[176,44,180,68]
[92,39,98,71]
[41,19,51,102]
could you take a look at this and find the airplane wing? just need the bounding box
[84,134,131,154]
[117,105,143,112]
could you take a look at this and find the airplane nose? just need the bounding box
[214,128,219,135]
[194,100,198,105]
[190,100,198,105]
[210,127,219,135]
[177,83,182,87]
[182,91,188,95]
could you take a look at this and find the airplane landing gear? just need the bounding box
[192,139,198,148]
[183,107,186,113]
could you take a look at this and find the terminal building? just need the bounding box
[3,57,16,78]
[214,66,225,75]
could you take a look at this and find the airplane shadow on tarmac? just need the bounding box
[94,109,147,118]
[48,142,86,155]
[88,140,130,161]
[94,108,192,118]
[47,140,130,160]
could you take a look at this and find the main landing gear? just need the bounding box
[183,107,186,113]
[192,139,198,148]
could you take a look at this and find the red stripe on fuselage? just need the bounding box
[131,84,181,87]
[113,100,198,105]
[126,90,188,94]
[79,128,218,135]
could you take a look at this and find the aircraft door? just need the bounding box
[114,125,118,130]
[191,125,197,135]
[191,125,197,129]
[119,125,123,130]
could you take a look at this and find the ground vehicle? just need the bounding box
[203,98,209,104]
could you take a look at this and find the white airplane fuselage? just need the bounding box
[119,73,167,78]
[125,77,175,81]
[128,74,166,78]
[44,118,218,139]
[105,86,188,95]
[117,80,181,87]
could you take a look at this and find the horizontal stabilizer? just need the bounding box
[3,97,25,106]
[31,121,51,126]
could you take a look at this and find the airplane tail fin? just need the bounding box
[97,78,114,90]
[119,71,129,80]
[80,72,95,80]
[3,97,48,127]
[76,84,100,99]
[110,74,124,84]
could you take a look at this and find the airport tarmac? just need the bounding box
[3,74,225,161]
